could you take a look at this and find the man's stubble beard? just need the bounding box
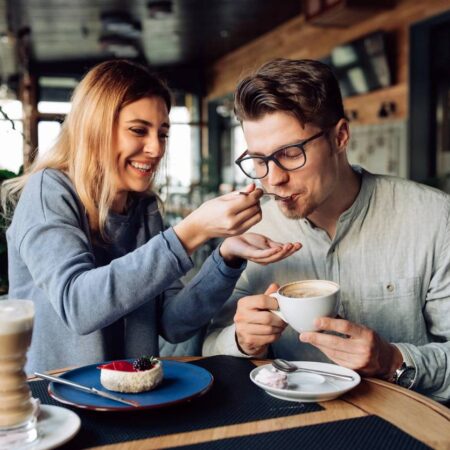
[276,196,316,220]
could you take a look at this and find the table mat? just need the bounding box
[30,355,323,449]
[169,415,431,450]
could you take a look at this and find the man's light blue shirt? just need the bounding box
[204,167,450,403]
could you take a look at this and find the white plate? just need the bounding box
[31,405,81,450]
[250,361,361,403]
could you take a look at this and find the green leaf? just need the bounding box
[0,169,18,181]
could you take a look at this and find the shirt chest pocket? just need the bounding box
[363,277,419,300]
[359,277,423,342]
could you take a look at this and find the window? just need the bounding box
[0,100,24,173]
[156,95,202,194]
[38,101,72,115]
[232,122,247,186]
[38,121,62,156]
[0,98,202,189]
[166,106,193,187]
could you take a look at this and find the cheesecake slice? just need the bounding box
[98,358,163,393]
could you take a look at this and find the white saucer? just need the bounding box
[32,405,81,450]
[250,361,361,403]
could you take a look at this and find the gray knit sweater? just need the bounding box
[7,169,245,373]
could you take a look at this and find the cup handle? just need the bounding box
[268,293,287,323]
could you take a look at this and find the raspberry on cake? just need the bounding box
[98,356,163,393]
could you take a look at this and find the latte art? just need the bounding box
[281,287,335,299]
[271,280,340,332]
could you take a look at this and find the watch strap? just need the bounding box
[391,344,417,386]
[393,362,407,383]
[393,362,416,389]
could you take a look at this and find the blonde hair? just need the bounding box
[1,60,171,238]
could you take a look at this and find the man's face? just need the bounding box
[242,111,341,220]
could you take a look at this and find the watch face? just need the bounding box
[397,367,415,389]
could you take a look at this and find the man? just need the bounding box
[203,58,450,403]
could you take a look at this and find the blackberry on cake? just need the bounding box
[133,356,156,371]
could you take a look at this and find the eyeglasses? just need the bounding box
[234,130,325,180]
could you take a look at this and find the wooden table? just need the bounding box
[31,357,450,450]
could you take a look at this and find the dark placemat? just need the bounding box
[168,415,432,450]
[30,356,323,449]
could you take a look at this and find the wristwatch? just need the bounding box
[393,362,416,389]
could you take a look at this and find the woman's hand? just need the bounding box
[173,184,263,254]
[220,233,302,266]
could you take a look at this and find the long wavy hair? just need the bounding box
[1,59,171,237]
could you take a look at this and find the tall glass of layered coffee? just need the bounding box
[0,300,38,449]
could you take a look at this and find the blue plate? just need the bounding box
[48,360,213,411]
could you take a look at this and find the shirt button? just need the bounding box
[386,283,395,292]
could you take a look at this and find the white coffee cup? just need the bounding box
[270,280,340,333]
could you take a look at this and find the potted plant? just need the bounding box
[0,168,20,295]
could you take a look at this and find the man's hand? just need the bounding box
[299,317,403,378]
[220,233,301,266]
[234,283,287,356]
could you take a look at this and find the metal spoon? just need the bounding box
[261,192,291,200]
[239,191,291,201]
[272,359,355,381]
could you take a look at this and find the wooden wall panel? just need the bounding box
[207,0,450,125]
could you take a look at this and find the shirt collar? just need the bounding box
[337,165,375,225]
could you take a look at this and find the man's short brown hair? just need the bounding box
[234,58,345,129]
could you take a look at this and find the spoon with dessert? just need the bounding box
[239,190,292,201]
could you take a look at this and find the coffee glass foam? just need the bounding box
[270,280,340,333]
[0,300,38,449]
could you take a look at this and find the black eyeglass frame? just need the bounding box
[234,130,326,180]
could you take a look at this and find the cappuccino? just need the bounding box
[0,300,37,446]
[283,289,332,298]
[271,280,340,332]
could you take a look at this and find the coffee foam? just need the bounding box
[281,281,338,299]
[0,301,34,335]
[283,289,332,298]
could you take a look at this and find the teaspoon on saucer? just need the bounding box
[272,359,355,381]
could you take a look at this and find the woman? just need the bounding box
[2,60,300,373]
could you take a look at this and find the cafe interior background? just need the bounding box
[0,0,449,297]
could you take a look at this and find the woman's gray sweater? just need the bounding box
[7,169,245,373]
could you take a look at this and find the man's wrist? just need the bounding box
[386,344,416,389]
[234,332,266,357]
[235,332,251,356]
[384,344,404,381]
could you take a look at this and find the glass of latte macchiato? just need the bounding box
[270,280,340,333]
[0,300,38,449]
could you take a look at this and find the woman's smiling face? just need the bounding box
[112,96,169,210]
